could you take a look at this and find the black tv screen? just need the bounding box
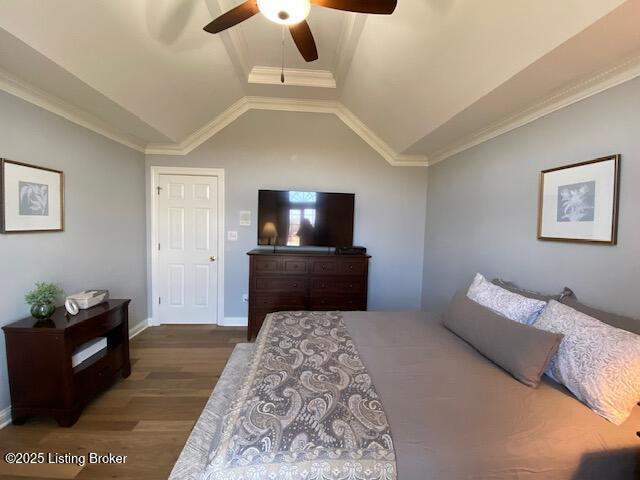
[257,190,354,247]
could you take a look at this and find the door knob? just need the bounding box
[209,256,216,262]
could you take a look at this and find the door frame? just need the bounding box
[149,166,225,326]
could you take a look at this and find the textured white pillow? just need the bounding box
[466,273,546,325]
[534,300,640,425]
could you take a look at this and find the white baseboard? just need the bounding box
[129,317,151,339]
[0,317,152,430]
[0,406,11,429]
[220,317,248,327]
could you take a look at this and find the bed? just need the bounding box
[171,311,640,480]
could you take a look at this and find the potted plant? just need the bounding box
[25,282,63,320]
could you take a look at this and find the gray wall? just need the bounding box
[147,110,428,319]
[422,77,640,318]
[0,91,148,414]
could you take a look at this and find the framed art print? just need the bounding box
[538,155,620,245]
[1,159,65,233]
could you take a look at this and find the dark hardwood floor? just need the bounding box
[0,325,245,480]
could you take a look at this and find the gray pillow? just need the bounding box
[443,291,563,388]
[492,278,575,302]
[560,298,640,336]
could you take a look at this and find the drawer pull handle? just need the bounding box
[349,284,353,288]
[292,284,298,288]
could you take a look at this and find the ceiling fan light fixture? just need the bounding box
[257,0,311,25]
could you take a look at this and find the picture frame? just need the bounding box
[537,154,620,245]
[0,159,65,233]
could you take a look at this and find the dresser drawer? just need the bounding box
[311,259,339,274]
[254,276,307,293]
[311,278,364,294]
[310,294,366,311]
[253,258,281,273]
[311,259,367,275]
[340,260,367,275]
[252,294,306,309]
[283,258,307,273]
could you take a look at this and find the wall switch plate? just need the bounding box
[242,294,249,303]
[239,211,251,226]
[227,230,238,241]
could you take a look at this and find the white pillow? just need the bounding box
[534,300,640,425]
[466,273,546,325]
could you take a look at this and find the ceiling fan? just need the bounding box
[203,0,397,62]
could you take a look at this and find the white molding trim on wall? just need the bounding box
[129,317,151,339]
[208,0,252,78]
[145,97,248,156]
[0,406,11,429]
[429,54,640,166]
[4,46,637,170]
[146,96,430,167]
[0,68,147,153]
[249,66,337,89]
[220,317,248,327]
[149,166,226,327]
[332,15,367,86]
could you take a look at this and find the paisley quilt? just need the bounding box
[202,311,397,480]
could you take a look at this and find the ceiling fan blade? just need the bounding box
[289,21,318,62]
[310,0,397,14]
[203,0,259,34]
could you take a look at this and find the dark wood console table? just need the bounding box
[247,250,370,340]
[2,299,131,427]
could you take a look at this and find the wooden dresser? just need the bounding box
[2,300,131,427]
[247,250,370,340]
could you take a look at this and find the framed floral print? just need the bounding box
[537,155,620,245]
[0,159,64,233]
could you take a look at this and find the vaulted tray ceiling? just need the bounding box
[0,0,638,165]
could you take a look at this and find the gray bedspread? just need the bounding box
[343,311,640,480]
[170,343,256,480]
[201,311,396,480]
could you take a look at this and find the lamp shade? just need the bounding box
[262,222,278,239]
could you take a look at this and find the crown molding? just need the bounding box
[0,68,146,153]
[145,96,429,166]
[5,49,637,170]
[428,54,640,166]
[333,104,428,166]
[249,66,337,88]
[206,0,251,79]
[0,63,426,166]
[332,15,367,87]
[145,96,249,155]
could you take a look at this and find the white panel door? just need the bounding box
[157,174,219,324]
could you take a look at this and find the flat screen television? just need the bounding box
[257,190,354,247]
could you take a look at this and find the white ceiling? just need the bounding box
[0,0,638,164]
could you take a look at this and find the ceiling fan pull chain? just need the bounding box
[281,26,286,84]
